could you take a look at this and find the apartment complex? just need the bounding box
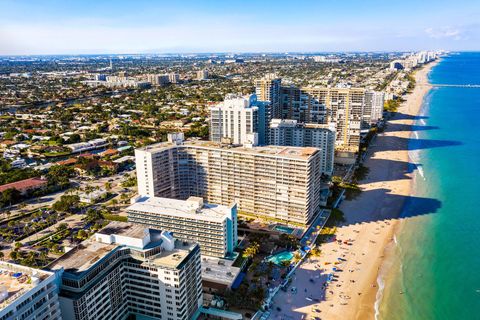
[135,138,325,225]
[48,222,202,320]
[255,76,385,160]
[127,196,238,258]
[209,93,268,145]
[255,74,282,119]
[0,262,61,320]
[269,119,336,176]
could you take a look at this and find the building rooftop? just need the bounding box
[138,140,319,160]
[48,222,197,274]
[201,256,241,287]
[150,241,197,269]
[97,221,148,239]
[0,177,47,193]
[0,262,53,311]
[127,196,234,223]
[48,240,118,273]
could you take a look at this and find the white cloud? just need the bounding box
[425,27,463,40]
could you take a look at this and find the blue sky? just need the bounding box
[1,0,479,54]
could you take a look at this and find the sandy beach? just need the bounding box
[269,60,440,320]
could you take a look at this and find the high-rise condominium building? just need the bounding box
[364,91,385,126]
[279,86,368,154]
[135,138,325,225]
[168,73,180,84]
[48,222,202,320]
[127,196,238,258]
[147,74,170,86]
[209,93,267,146]
[196,70,208,80]
[0,262,61,320]
[269,119,336,176]
[255,74,282,119]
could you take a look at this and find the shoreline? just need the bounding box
[306,59,440,320]
[354,59,441,319]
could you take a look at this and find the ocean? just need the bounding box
[378,52,480,320]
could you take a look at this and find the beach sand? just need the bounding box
[323,60,440,320]
[268,60,439,320]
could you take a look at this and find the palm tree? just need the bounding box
[0,252,4,261]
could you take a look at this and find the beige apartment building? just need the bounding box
[135,138,325,225]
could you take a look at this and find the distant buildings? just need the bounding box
[127,195,238,258]
[269,119,336,176]
[209,93,268,146]
[147,73,170,86]
[0,262,61,320]
[389,60,404,71]
[48,222,202,320]
[135,136,325,225]
[82,73,151,89]
[66,138,109,154]
[196,70,208,80]
[168,72,180,84]
[146,73,181,86]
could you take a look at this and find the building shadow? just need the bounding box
[268,265,329,319]
[387,124,439,133]
[340,188,441,226]
[390,112,429,121]
[372,135,461,152]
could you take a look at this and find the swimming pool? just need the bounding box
[273,225,295,234]
[267,251,294,266]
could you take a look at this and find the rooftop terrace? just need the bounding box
[0,262,52,311]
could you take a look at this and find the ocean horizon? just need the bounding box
[378,52,480,319]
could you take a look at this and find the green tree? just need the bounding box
[52,195,80,213]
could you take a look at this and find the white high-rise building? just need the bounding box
[48,222,202,320]
[0,262,61,320]
[364,91,385,126]
[127,196,238,258]
[209,93,268,145]
[135,139,326,225]
[269,119,336,176]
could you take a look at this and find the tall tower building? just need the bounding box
[255,74,282,119]
[363,91,385,126]
[209,93,267,145]
[269,119,336,175]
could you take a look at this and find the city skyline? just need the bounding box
[1,0,479,55]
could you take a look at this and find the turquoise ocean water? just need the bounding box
[378,52,480,320]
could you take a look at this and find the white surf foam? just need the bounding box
[374,273,386,320]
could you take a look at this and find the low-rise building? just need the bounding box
[0,177,48,195]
